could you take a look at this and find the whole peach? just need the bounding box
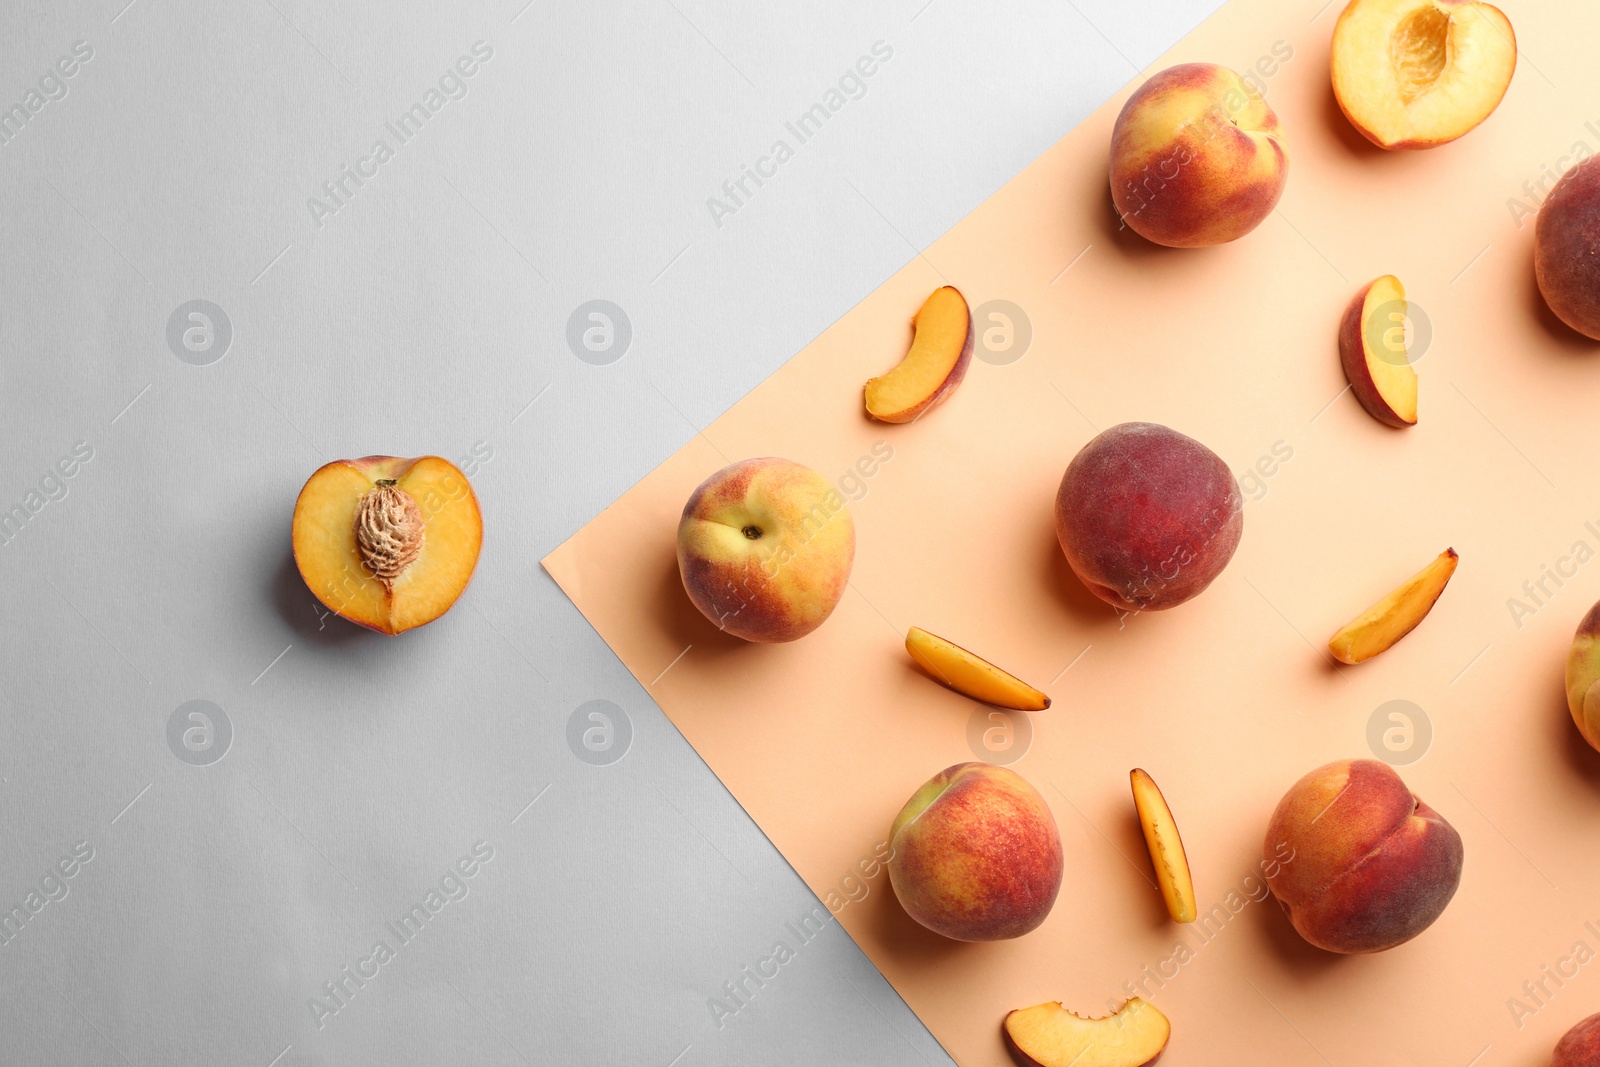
[1109,62,1288,247]
[1564,599,1600,751]
[1554,1013,1600,1067]
[677,458,854,642]
[1263,759,1463,953]
[1054,422,1243,611]
[1536,160,1600,340]
[887,763,1063,941]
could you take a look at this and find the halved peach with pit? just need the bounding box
[292,455,482,635]
[1331,0,1516,150]
[864,286,974,423]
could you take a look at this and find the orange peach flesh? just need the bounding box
[865,286,974,423]
[904,627,1050,711]
[1331,0,1516,149]
[1003,999,1171,1067]
[1130,769,1197,923]
[292,455,482,635]
[1339,275,1418,427]
[1328,548,1457,664]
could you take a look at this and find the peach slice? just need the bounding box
[1004,999,1170,1067]
[1130,769,1196,923]
[904,627,1050,711]
[1329,548,1457,664]
[864,286,974,423]
[1331,0,1516,150]
[1339,275,1418,428]
[293,455,482,635]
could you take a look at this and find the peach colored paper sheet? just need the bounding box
[544,1,1600,1061]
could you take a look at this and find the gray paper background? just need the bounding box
[0,1,1218,1062]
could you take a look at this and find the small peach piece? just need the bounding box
[1003,999,1171,1067]
[864,286,974,423]
[1554,1013,1600,1067]
[1563,600,1600,752]
[1264,758,1463,953]
[1328,548,1457,664]
[904,627,1050,711]
[292,455,483,635]
[1331,0,1516,150]
[1130,769,1196,923]
[1339,275,1418,428]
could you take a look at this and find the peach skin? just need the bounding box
[1263,759,1463,953]
[1564,599,1600,752]
[888,762,1063,941]
[677,458,854,643]
[1536,160,1600,341]
[1055,422,1243,611]
[1554,1013,1600,1067]
[1109,62,1288,247]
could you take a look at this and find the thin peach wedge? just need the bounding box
[1329,548,1457,664]
[905,627,1050,711]
[1004,998,1170,1067]
[292,455,482,635]
[1130,769,1196,924]
[1339,274,1418,428]
[864,286,973,423]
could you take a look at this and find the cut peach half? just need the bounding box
[292,455,482,635]
[1130,769,1197,924]
[864,286,974,423]
[1004,998,1171,1067]
[1331,0,1516,150]
[1339,275,1418,428]
[905,627,1050,710]
[1329,548,1457,664]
